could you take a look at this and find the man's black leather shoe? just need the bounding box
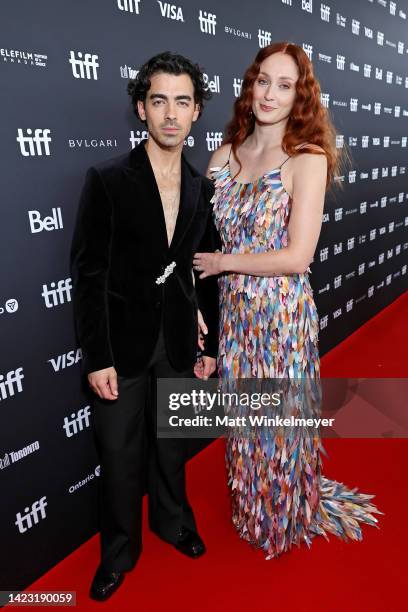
[173,526,206,558]
[89,565,125,601]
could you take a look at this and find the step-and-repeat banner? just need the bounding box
[1,0,407,590]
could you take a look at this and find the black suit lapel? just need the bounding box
[126,141,169,254]
[125,142,201,256]
[169,153,201,255]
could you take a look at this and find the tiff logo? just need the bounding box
[69,51,99,80]
[41,278,72,308]
[233,78,242,97]
[206,131,223,151]
[15,497,47,534]
[63,406,91,438]
[336,54,345,70]
[0,368,24,401]
[321,93,329,108]
[17,129,51,157]
[352,19,360,35]
[321,4,330,21]
[258,29,272,48]
[334,275,342,289]
[336,134,344,148]
[130,130,148,148]
[302,44,313,61]
[320,247,329,262]
[117,0,140,13]
[320,315,328,330]
[198,10,216,35]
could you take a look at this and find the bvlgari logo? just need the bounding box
[68,138,118,149]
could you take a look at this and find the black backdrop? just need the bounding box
[1,0,407,591]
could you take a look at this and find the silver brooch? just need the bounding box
[155,261,176,285]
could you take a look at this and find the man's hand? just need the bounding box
[88,366,119,400]
[194,356,216,380]
[197,309,208,351]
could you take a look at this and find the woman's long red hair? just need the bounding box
[224,41,351,193]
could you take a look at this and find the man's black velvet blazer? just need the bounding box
[70,141,220,377]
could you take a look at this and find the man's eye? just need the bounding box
[153,100,164,105]
[178,101,189,106]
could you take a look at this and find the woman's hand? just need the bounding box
[193,250,224,279]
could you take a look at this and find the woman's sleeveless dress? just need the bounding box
[211,159,382,559]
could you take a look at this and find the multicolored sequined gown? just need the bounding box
[211,161,382,559]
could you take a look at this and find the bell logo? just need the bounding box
[15,497,47,533]
[69,51,99,80]
[28,208,63,233]
[203,73,220,93]
[16,128,51,157]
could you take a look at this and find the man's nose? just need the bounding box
[165,102,177,121]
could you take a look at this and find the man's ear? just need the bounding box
[192,103,200,122]
[137,100,146,121]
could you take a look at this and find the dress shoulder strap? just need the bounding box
[280,156,291,169]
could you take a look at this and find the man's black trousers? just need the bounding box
[91,321,197,572]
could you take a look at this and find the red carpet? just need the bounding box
[26,292,408,611]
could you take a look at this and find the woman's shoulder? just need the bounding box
[206,143,232,179]
[208,143,232,168]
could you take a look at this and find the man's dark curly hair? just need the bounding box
[127,51,211,122]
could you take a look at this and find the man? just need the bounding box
[70,52,220,601]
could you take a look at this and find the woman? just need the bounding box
[193,42,382,559]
